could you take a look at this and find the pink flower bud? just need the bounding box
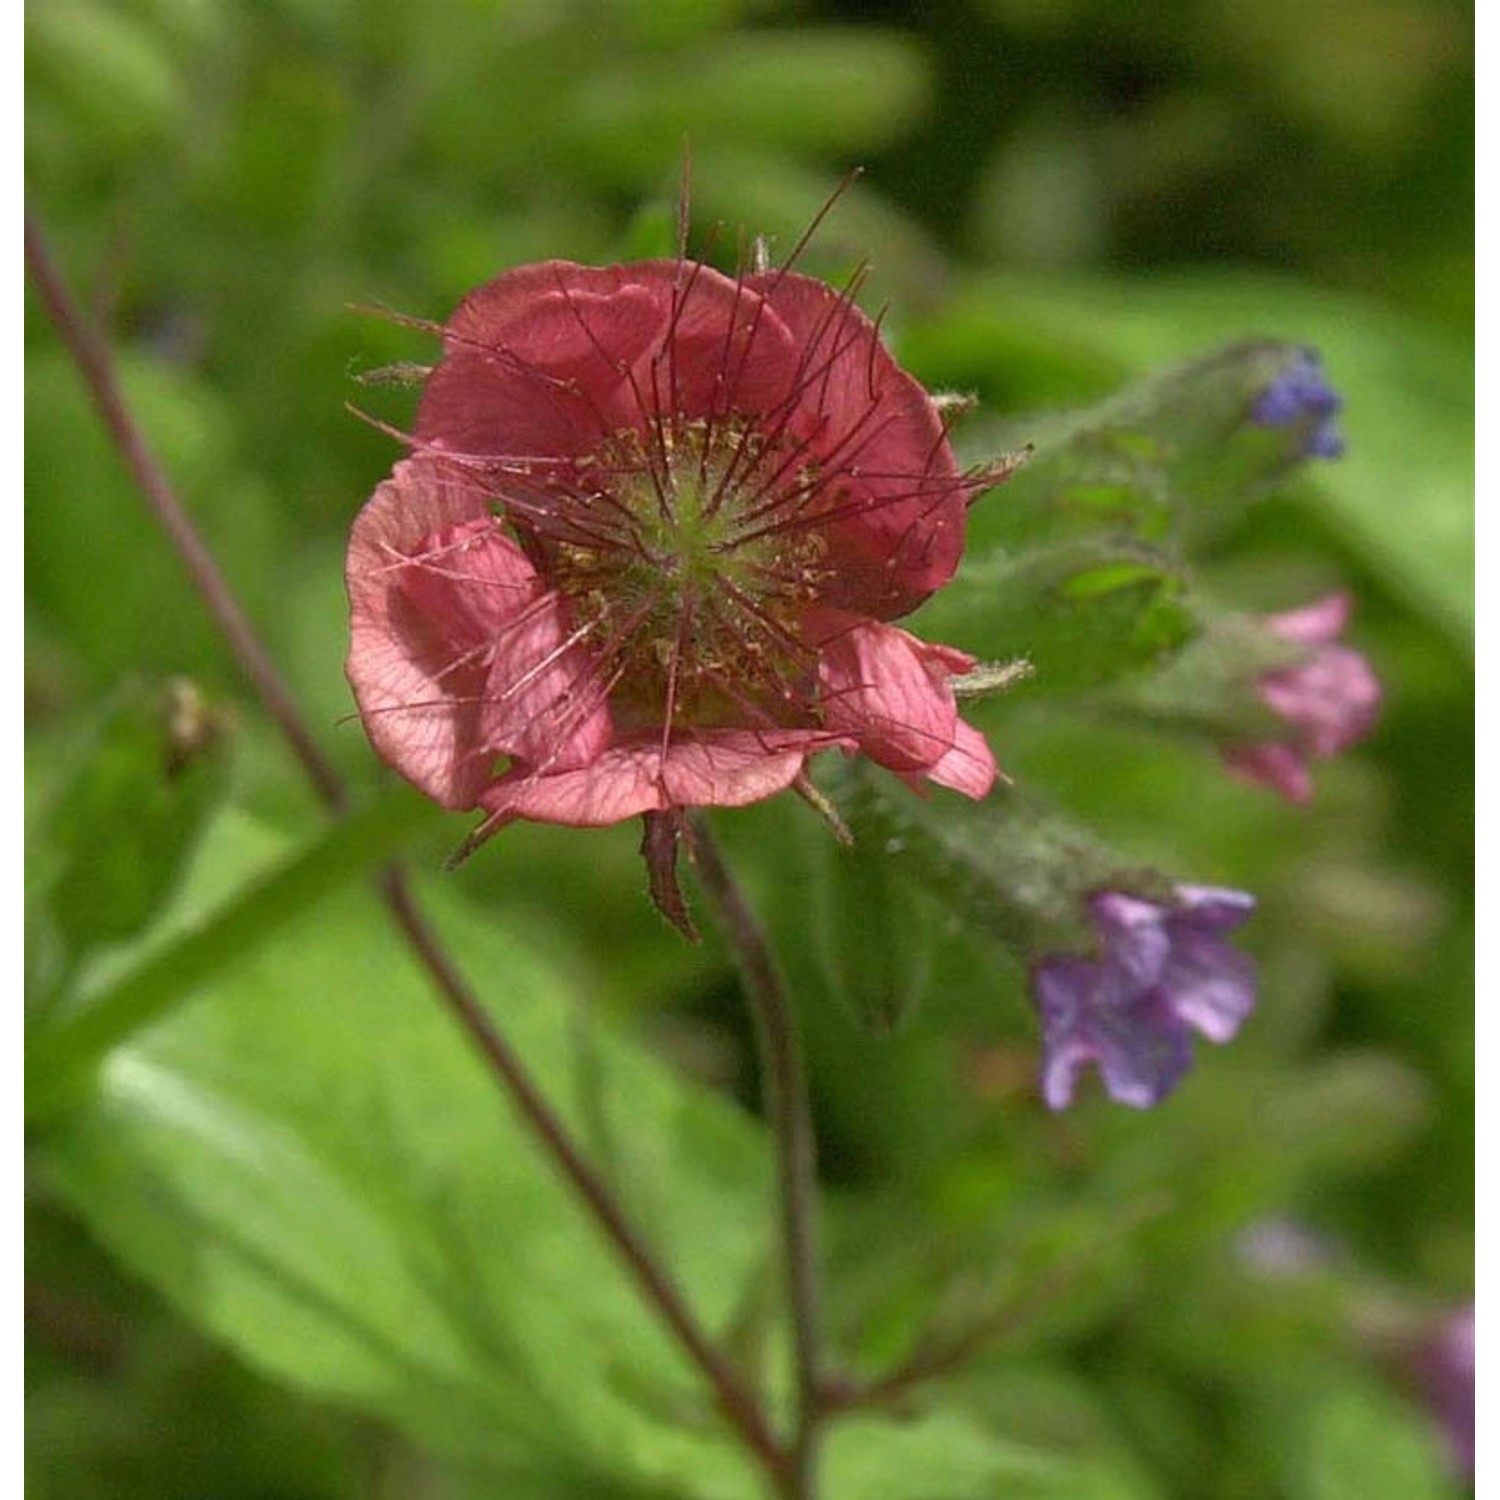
[1222,593,1381,804]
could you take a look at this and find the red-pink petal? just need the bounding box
[814,614,994,797]
[1258,644,1381,757]
[347,463,511,807]
[1221,592,1379,804]
[747,270,968,618]
[477,595,613,774]
[416,260,807,462]
[921,719,999,799]
[416,262,671,463]
[346,459,609,807]
[477,729,842,828]
[630,261,800,422]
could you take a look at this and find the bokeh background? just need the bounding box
[26,1,1473,1497]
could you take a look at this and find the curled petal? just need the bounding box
[1033,961,1192,1110]
[1088,891,1174,988]
[1257,644,1382,758]
[1174,884,1258,929]
[1159,931,1257,1042]
[424,263,668,451]
[1033,958,1102,1111]
[637,262,799,421]
[417,261,804,474]
[347,463,527,807]
[346,460,609,807]
[814,614,994,797]
[920,719,999,799]
[477,594,612,773]
[1092,993,1195,1109]
[1251,348,1345,459]
[476,729,850,830]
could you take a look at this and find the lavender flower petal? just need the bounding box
[1031,884,1257,1110]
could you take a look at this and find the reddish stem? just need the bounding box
[689,815,825,1497]
[24,214,351,813]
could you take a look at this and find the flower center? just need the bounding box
[529,420,830,729]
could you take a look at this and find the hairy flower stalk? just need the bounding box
[347,259,1012,883]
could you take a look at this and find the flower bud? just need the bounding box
[1222,593,1381,804]
[1250,346,1345,460]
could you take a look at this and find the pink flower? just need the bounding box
[346,259,1003,845]
[1222,593,1381,804]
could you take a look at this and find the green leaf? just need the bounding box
[906,340,1383,695]
[26,2,186,151]
[1296,1383,1455,1500]
[1096,610,1308,743]
[822,1408,1158,1500]
[37,807,774,1496]
[24,351,283,691]
[42,681,230,965]
[914,540,1196,696]
[560,30,930,176]
[28,785,442,1117]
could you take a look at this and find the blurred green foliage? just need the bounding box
[27,1,1470,1497]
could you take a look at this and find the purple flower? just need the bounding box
[1032,886,1257,1110]
[1252,347,1345,459]
[1222,593,1382,804]
[1416,1305,1475,1482]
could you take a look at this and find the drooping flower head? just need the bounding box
[1222,593,1381,804]
[346,258,1009,855]
[1251,347,1345,459]
[1032,885,1256,1109]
